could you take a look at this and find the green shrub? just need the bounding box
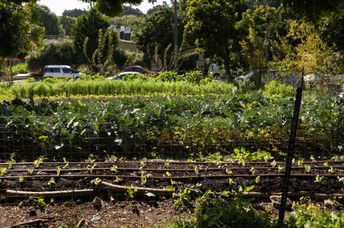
[264,80,295,100]
[157,71,180,82]
[172,196,276,228]
[184,71,209,84]
[26,40,79,72]
[11,62,28,74]
[288,200,344,227]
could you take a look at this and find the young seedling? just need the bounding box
[278,166,285,173]
[56,166,61,176]
[87,163,97,174]
[304,165,311,173]
[225,169,233,175]
[110,164,118,173]
[297,159,304,167]
[48,177,56,187]
[314,175,324,183]
[0,167,7,176]
[328,167,335,173]
[193,165,200,175]
[18,176,25,183]
[7,154,16,169]
[91,178,102,185]
[27,168,34,175]
[33,156,44,168]
[228,178,235,185]
[250,167,256,175]
[165,171,171,177]
[113,176,122,183]
[62,157,69,169]
[126,187,138,199]
[255,176,261,184]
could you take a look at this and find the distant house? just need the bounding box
[109,24,132,41]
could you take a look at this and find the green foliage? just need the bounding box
[0,2,44,58]
[184,0,246,81]
[26,40,79,72]
[289,200,344,227]
[58,16,76,36]
[9,78,235,98]
[34,4,61,36]
[72,8,109,63]
[273,20,344,78]
[133,4,178,69]
[1,85,343,160]
[238,5,284,71]
[264,80,295,100]
[62,9,86,18]
[173,196,276,228]
[83,28,119,75]
[280,0,344,21]
[120,5,143,16]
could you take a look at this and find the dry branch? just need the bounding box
[100,181,172,196]
[6,189,94,197]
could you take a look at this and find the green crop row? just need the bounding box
[2,76,236,99]
[0,86,343,160]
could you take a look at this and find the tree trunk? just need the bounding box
[223,46,233,82]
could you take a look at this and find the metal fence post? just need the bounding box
[278,73,304,223]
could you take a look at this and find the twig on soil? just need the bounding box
[6,189,94,197]
[11,219,48,228]
[100,181,173,196]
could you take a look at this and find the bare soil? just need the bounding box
[0,200,187,227]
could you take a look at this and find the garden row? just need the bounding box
[0,83,343,160]
[0,72,232,99]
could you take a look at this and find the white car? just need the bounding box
[43,65,79,79]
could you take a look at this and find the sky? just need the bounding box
[38,0,166,16]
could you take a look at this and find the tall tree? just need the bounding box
[59,16,76,36]
[184,0,246,82]
[281,0,344,21]
[80,0,156,17]
[72,8,109,61]
[134,4,180,69]
[35,5,61,35]
[0,2,44,58]
[120,6,143,16]
[62,9,87,18]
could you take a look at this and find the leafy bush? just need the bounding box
[112,49,128,68]
[289,200,344,227]
[157,71,180,82]
[183,71,209,84]
[26,40,79,72]
[171,196,276,228]
[11,62,28,74]
[264,80,295,100]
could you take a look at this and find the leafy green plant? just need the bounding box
[0,167,7,176]
[33,156,44,168]
[47,177,56,187]
[91,177,102,185]
[126,187,138,199]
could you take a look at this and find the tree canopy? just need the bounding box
[184,0,246,81]
[281,0,344,21]
[35,5,60,35]
[0,2,44,58]
[62,8,87,18]
[72,8,110,61]
[134,4,181,69]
